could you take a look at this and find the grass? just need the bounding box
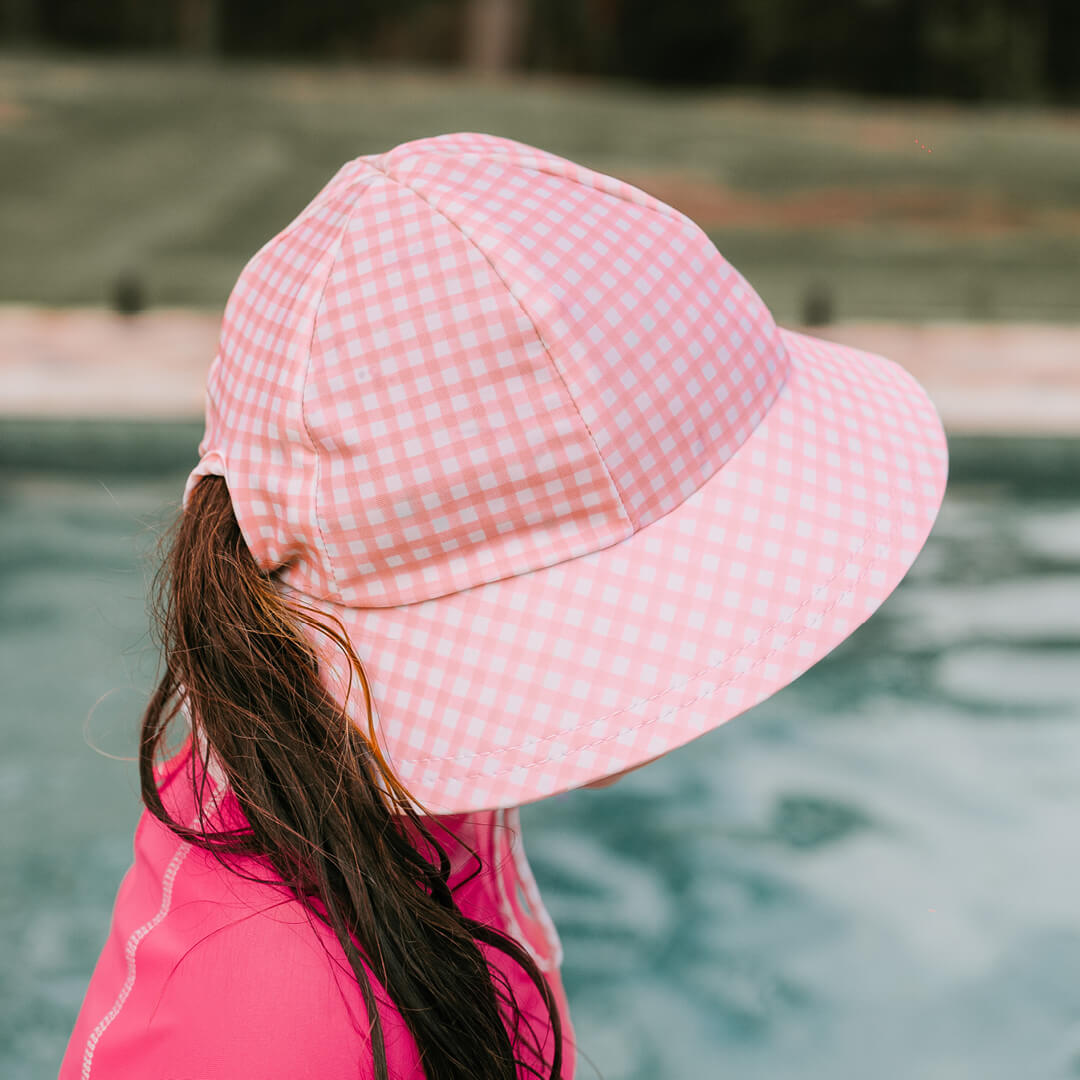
[1,51,1078,321]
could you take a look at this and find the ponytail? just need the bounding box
[138,474,565,1080]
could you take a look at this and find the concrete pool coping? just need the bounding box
[1,306,1077,484]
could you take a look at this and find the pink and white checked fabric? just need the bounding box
[185,132,949,814]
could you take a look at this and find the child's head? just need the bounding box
[177,131,945,815]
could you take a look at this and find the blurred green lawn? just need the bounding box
[1,53,1078,322]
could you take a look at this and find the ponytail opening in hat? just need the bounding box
[138,474,566,1080]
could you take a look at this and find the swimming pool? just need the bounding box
[3,425,1079,1079]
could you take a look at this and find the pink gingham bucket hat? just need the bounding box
[183,131,949,815]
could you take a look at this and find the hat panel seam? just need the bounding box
[361,154,633,536]
[387,135,687,234]
[297,176,389,596]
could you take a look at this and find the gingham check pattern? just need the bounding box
[185,133,949,814]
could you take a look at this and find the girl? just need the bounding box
[60,132,949,1079]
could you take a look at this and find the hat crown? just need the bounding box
[192,133,790,607]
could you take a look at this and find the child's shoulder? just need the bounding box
[61,761,421,1080]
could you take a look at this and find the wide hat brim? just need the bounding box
[284,327,949,815]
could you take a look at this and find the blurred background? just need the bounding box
[2,2,1079,1078]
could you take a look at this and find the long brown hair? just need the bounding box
[138,474,566,1080]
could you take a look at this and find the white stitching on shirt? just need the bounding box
[83,746,226,1079]
[81,835,194,1080]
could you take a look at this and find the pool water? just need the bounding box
[3,439,1079,1079]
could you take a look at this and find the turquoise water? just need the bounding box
[3,433,1080,1079]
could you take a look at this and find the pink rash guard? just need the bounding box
[58,737,577,1079]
